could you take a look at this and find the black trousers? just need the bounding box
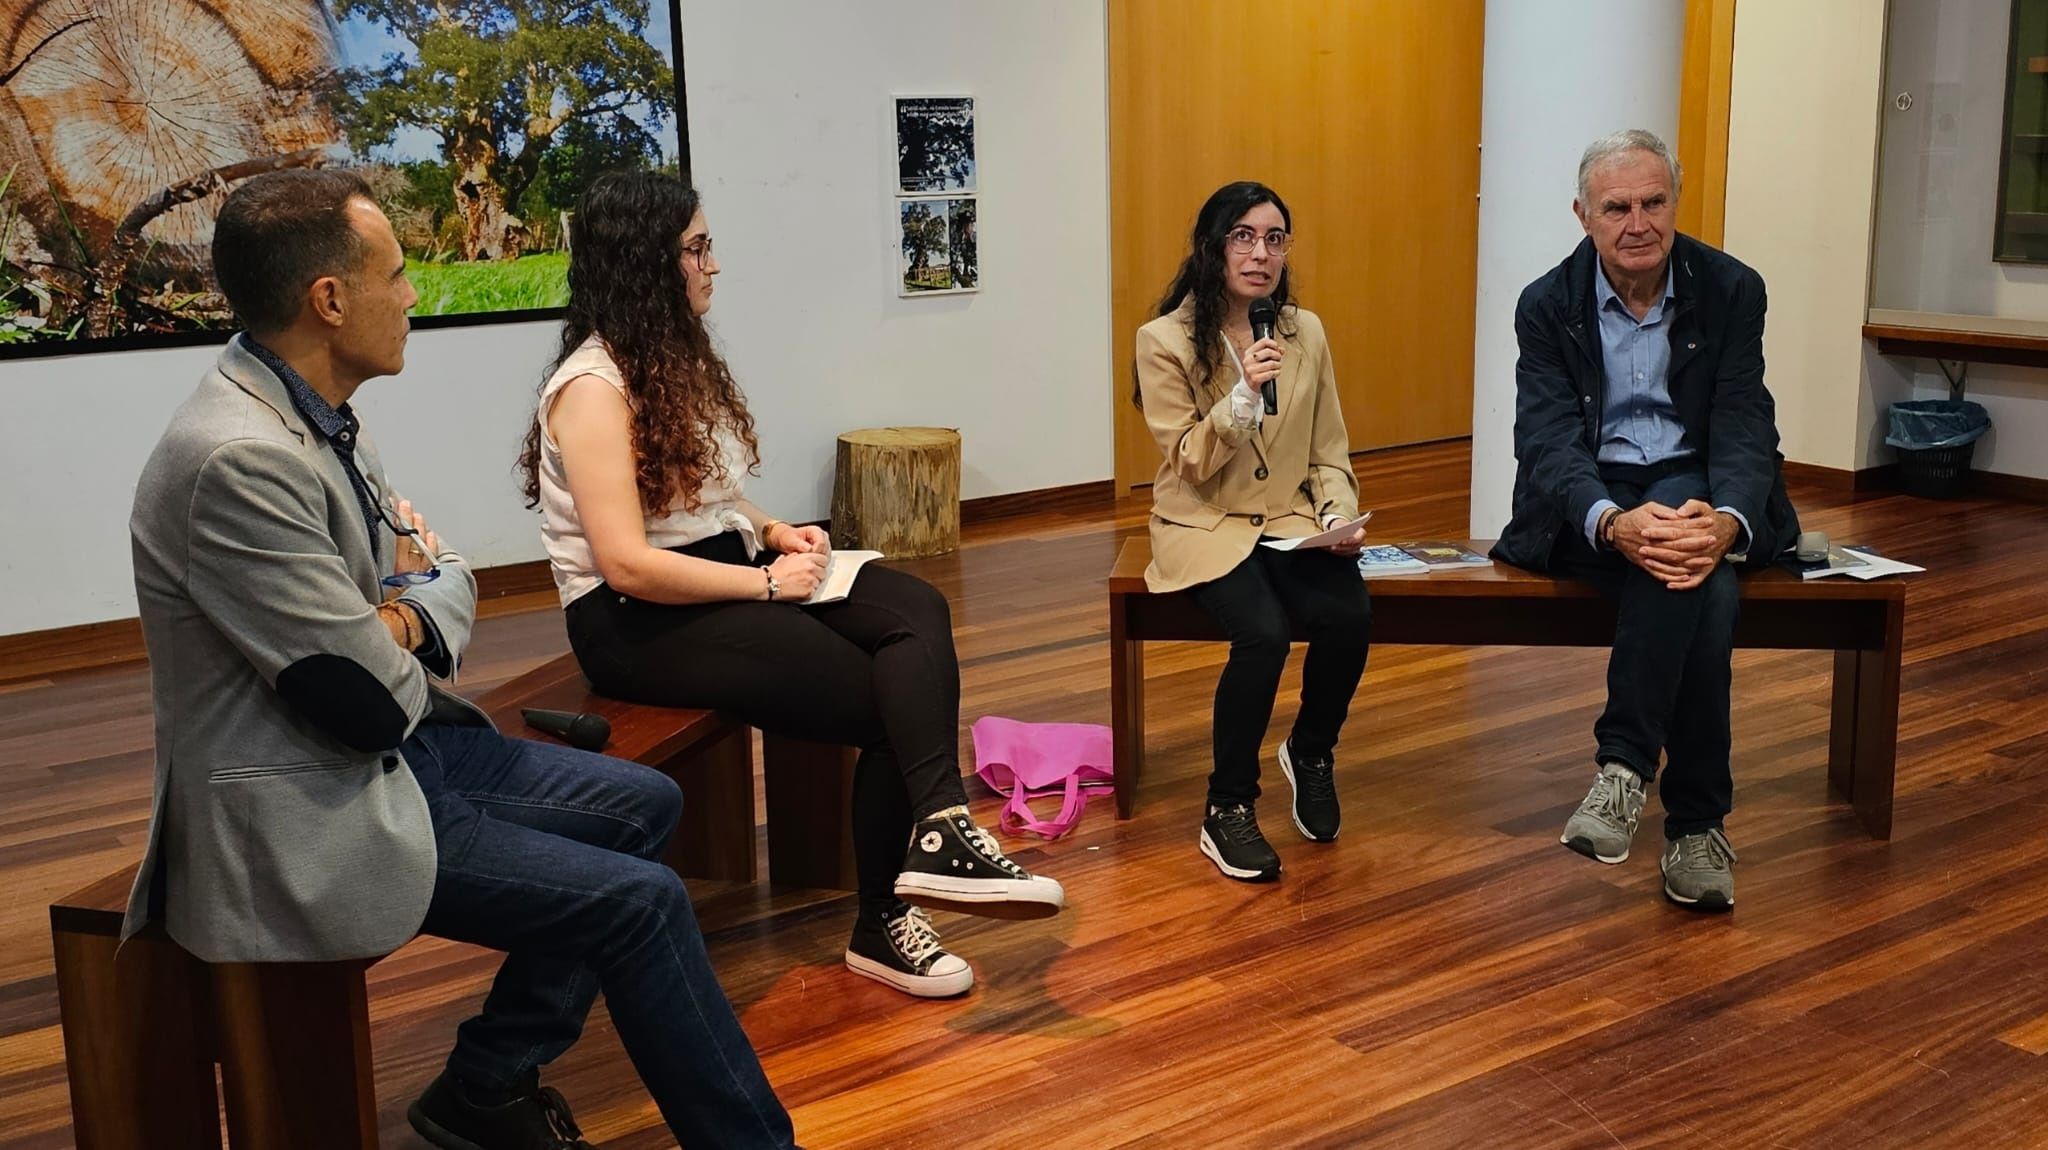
[1551,461,1738,838]
[1186,544,1372,806]
[565,531,970,915]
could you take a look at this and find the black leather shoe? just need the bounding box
[408,1070,595,1150]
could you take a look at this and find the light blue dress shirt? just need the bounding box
[1582,261,1749,554]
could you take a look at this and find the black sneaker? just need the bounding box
[1199,802,1281,882]
[408,1070,594,1150]
[845,901,975,998]
[894,805,1065,920]
[1277,738,1341,842]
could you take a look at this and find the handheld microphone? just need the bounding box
[522,708,612,752]
[1249,296,1278,415]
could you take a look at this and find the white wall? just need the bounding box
[1721,0,1907,473]
[1872,0,2048,480]
[1469,0,1683,538]
[0,0,1112,635]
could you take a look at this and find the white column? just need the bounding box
[1470,1,1686,538]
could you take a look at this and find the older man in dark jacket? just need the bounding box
[1492,129,1799,912]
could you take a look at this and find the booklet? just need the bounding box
[1396,540,1492,569]
[1259,511,1375,552]
[1784,544,1923,582]
[803,550,884,605]
[1785,545,1869,580]
[1355,544,1429,578]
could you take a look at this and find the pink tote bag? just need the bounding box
[970,716,1115,840]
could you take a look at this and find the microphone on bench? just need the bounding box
[521,708,612,752]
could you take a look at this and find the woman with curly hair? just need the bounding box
[518,172,1063,1000]
[1134,180,1372,885]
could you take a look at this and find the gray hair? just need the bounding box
[1576,129,1682,205]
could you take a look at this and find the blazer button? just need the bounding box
[1250,515,1264,527]
[1255,466,1269,480]
[1581,395,1593,405]
[381,755,399,773]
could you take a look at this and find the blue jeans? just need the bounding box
[1551,463,1739,838]
[405,721,796,1147]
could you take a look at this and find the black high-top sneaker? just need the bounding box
[409,1069,594,1150]
[893,804,1066,919]
[845,901,975,997]
[1277,738,1341,842]
[1199,801,1282,882]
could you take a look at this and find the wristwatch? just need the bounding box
[764,568,780,601]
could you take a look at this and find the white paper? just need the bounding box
[803,550,884,605]
[1259,511,1374,552]
[1838,548,1924,580]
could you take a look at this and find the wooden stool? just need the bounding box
[830,426,961,557]
[52,865,382,1150]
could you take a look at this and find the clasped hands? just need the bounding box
[1607,499,1738,591]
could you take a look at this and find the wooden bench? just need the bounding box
[51,653,858,1149]
[1108,537,1907,838]
[476,652,859,891]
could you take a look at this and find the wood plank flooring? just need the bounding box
[5,440,2048,1147]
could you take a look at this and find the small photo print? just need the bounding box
[900,199,952,293]
[896,96,976,193]
[947,199,978,290]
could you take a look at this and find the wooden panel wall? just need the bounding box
[1108,0,1485,490]
[1678,0,1738,246]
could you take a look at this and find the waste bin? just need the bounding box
[1885,399,1989,499]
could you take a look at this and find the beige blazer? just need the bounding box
[1137,301,1360,592]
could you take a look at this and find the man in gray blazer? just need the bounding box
[127,170,796,1149]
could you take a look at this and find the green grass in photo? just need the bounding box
[903,265,952,291]
[408,252,569,316]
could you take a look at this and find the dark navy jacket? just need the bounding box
[1491,233,1800,571]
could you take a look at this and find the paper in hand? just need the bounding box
[803,550,884,605]
[1259,511,1374,552]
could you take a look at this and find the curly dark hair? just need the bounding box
[519,172,759,515]
[1133,180,1297,407]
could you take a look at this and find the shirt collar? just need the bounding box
[241,334,357,444]
[1592,257,1675,319]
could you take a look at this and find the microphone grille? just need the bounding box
[569,713,612,748]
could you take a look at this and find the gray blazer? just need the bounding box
[124,337,489,962]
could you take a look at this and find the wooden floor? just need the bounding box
[5,439,2048,1148]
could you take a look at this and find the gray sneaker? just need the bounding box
[1559,761,1646,864]
[1661,828,1737,911]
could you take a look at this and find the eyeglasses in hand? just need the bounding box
[376,500,441,589]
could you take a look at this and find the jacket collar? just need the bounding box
[217,335,313,445]
[1557,232,1704,367]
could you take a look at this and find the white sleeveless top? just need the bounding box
[536,335,760,607]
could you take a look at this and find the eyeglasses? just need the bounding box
[375,500,441,589]
[1225,227,1291,256]
[681,236,715,266]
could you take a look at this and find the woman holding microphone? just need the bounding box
[1133,181,1373,884]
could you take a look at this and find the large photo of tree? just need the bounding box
[0,0,686,359]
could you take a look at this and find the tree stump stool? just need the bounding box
[830,427,962,558]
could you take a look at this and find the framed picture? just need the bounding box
[1993,0,2048,263]
[0,0,688,360]
[899,197,977,296]
[895,96,975,194]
